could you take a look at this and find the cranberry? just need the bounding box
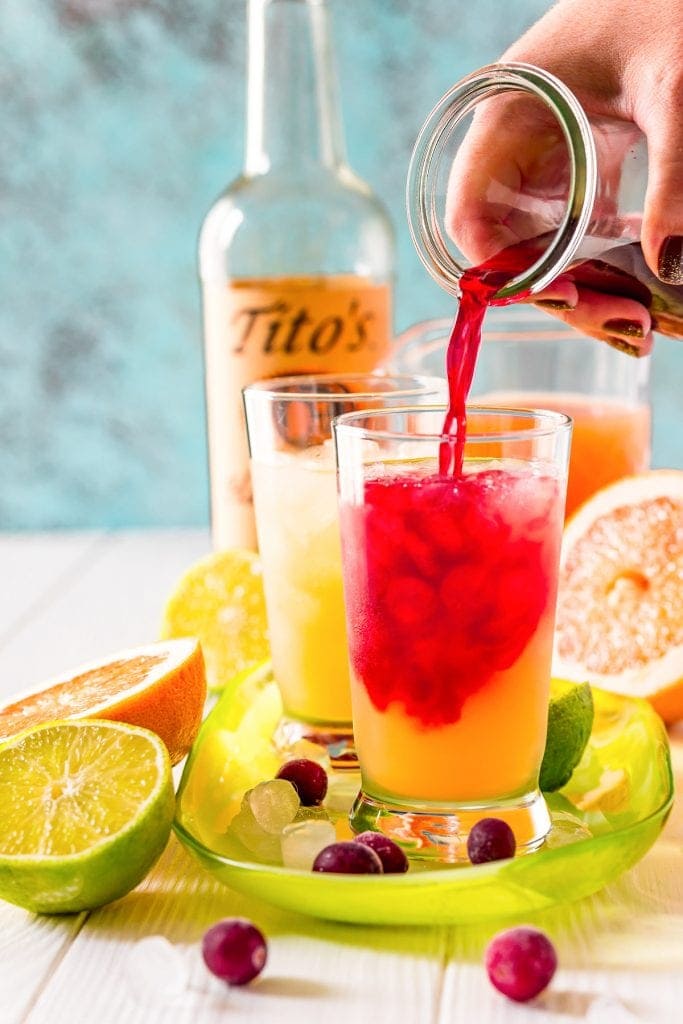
[353,832,409,873]
[467,818,516,864]
[202,918,267,986]
[485,927,557,1002]
[276,758,328,805]
[312,841,383,874]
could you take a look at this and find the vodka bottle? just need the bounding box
[200,0,394,549]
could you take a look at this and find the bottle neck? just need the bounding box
[245,0,347,176]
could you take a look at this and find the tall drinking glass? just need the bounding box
[243,373,445,766]
[391,307,650,518]
[335,405,571,857]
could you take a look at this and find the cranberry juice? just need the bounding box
[340,464,563,801]
[339,260,567,803]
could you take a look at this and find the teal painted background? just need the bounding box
[1,0,681,530]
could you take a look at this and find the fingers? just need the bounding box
[533,275,579,309]
[532,285,653,356]
[637,81,683,285]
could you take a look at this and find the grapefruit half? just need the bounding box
[0,638,206,764]
[553,470,683,722]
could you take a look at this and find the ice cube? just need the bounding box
[281,820,337,870]
[248,779,300,833]
[281,738,332,772]
[229,800,282,863]
[323,773,360,815]
[123,936,190,1003]
[585,996,646,1023]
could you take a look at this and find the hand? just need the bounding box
[446,0,683,356]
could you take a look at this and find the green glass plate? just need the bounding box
[173,683,673,926]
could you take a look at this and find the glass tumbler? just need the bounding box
[390,306,651,518]
[243,373,445,767]
[335,405,571,858]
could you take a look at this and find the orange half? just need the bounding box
[0,638,206,764]
[553,470,683,722]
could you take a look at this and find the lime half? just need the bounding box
[0,720,175,913]
[541,679,595,792]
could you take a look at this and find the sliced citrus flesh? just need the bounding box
[0,720,175,913]
[177,660,282,850]
[0,639,206,765]
[553,470,683,721]
[160,549,270,692]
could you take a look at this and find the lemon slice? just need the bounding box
[161,549,270,692]
[177,661,282,849]
[0,720,175,913]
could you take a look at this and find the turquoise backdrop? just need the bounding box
[1,0,681,529]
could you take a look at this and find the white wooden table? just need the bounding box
[1,530,682,1024]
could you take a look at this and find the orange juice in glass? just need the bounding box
[335,406,571,858]
[243,374,445,766]
[471,391,650,517]
[390,307,651,518]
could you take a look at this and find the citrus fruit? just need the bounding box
[540,679,594,792]
[0,720,174,913]
[0,639,206,766]
[176,661,282,848]
[553,470,683,722]
[160,549,269,692]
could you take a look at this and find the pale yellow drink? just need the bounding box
[251,443,351,725]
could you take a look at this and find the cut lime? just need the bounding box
[540,679,595,792]
[0,720,175,913]
[160,549,270,692]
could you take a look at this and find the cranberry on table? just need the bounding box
[466,818,516,864]
[353,831,409,874]
[276,758,328,805]
[202,918,267,986]
[312,841,383,874]
[485,927,557,1002]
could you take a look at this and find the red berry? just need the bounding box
[353,832,409,873]
[202,918,267,986]
[312,841,383,874]
[276,758,328,805]
[485,927,557,1002]
[467,818,516,864]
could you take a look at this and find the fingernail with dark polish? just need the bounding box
[658,235,683,284]
[601,318,644,338]
[605,336,642,358]
[535,300,573,311]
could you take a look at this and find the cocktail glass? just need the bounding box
[334,405,571,857]
[243,373,445,767]
[390,307,650,518]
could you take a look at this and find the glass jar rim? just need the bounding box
[334,404,572,444]
[406,62,597,302]
[243,372,446,402]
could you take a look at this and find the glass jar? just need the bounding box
[406,62,683,338]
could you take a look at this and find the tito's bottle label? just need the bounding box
[203,274,392,551]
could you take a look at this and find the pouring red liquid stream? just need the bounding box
[439,256,526,476]
[439,234,677,477]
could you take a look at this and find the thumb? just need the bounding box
[639,96,683,285]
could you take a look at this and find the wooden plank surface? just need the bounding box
[0,531,681,1024]
[0,529,211,696]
